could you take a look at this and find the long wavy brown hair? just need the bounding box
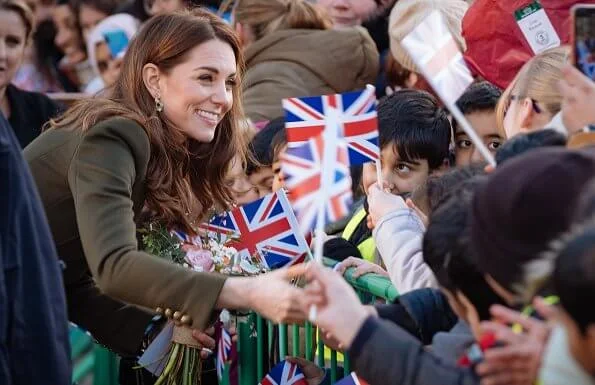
[48,9,246,234]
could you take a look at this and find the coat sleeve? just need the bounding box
[349,317,479,385]
[68,118,227,331]
[373,209,437,293]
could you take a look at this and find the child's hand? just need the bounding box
[367,184,408,228]
[335,256,389,279]
[285,356,326,385]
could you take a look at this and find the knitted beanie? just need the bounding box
[470,147,595,299]
[388,0,469,73]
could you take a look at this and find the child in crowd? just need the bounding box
[358,89,451,292]
[453,81,504,167]
[246,117,285,197]
[225,155,259,207]
[86,13,139,89]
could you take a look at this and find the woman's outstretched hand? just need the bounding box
[285,356,326,385]
[247,265,310,324]
[301,263,370,349]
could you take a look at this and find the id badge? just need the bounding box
[514,0,561,54]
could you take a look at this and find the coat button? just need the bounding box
[173,311,182,320]
[155,307,164,315]
[164,308,173,318]
[180,315,191,325]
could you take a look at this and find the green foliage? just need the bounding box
[139,222,186,265]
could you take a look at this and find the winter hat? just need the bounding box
[470,147,595,300]
[388,0,469,73]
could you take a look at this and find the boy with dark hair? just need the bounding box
[338,90,451,292]
[453,81,504,167]
[246,117,286,197]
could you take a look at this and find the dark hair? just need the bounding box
[495,129,567,165]
[271,127,288,163]
[247,116,285,174]
[554,225,595,333]
[378,89,451,170]
[452,81,502,130]
[49,9,246,235]
[423,176,505,320]
[428,164,487,208]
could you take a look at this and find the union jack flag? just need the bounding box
[283,87,379,165]
[259,361,308,385]
[217,327,232,381]
[335,372,370,385]
[280,133,352,234]
[201,190,310,269]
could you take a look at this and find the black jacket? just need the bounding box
[6,84,62,148]
[0,112,71,384]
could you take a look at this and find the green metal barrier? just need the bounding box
[70,325,119,385]
[71,257,397,385]
[230,257,398,384]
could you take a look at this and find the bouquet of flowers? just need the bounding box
[139,220,268,385]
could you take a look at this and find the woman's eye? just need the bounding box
[225,79,237,88]
[6,36,22,47]
[488,141,502,151]
[198,75,213,82]
[456,139,472,149]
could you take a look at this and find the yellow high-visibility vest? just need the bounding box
[341,208,376,263]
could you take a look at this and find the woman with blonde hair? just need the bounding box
[497,46,570,139]
[232,0,379,123]
[25,9,307,384]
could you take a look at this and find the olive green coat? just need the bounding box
[24,117,227,356]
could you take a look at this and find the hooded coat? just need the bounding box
[242,27,379,123]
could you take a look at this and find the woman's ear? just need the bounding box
[518,97,535,132]
[142,63,161,99]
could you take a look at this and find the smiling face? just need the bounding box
[362,144,430,196]
[317,0,378,28]
[226,156,259,206]
[79,4,108,40]
[0,9,27,90]
[155,39,237,143]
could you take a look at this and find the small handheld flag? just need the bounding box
[401,10,495,167]
[280,132,352,235]
[201,190,310,269]
[216,327,232,381]
[259,360,308,385]
[283,86,380,165]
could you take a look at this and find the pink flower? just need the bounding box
[185,248,214,272]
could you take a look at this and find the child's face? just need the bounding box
[361,144,430,196]
[248,167,274,198]
[560,310,595,375]
[95,42,123,87]
[317,0,379,28]
[225,157,259,206]
[271,144,288,193]
[455,111,504,167]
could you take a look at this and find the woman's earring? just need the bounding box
[155,94,164,113]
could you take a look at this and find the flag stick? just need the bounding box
[447,102,496,167]
[309,106,340,322]
[375,159,383,188]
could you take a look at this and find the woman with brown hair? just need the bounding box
[232,0,379,123]
[25,9,306,384]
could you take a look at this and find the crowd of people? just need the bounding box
[2,0,595,385]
